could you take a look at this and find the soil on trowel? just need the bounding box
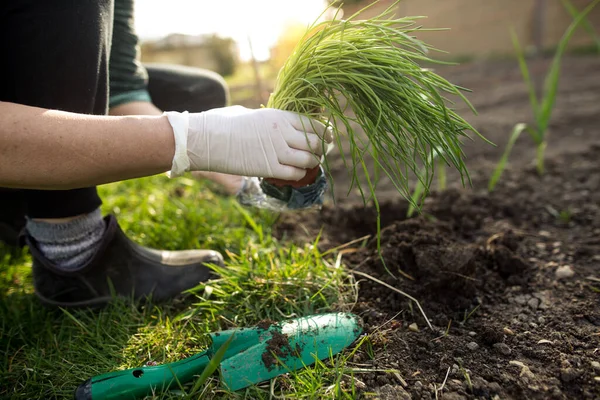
[262,331,295,370]
[274,56,600,399]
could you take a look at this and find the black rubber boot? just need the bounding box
[25,215,224,308]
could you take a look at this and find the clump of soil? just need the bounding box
[274,56,600,399]
[348,217,532,321]
[261,331,294,370]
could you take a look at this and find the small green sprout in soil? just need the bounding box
[489,0,600,190]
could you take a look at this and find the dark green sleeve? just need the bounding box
[109,0,152,108]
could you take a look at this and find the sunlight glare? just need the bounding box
[134,0,328,60]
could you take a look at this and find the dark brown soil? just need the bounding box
[262,330,294,370]
[274,55,600,399]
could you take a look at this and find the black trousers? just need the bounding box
[0,1,228,220]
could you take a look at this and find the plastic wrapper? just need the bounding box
[236,168,328,212]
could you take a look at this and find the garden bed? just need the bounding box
[275,55,600,399]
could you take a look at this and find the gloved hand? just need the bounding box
[165,106,333,181]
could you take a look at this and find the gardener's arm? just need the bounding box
[0,102,329,190]
[0,101,173,189]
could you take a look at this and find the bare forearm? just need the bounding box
[0,101,174,189]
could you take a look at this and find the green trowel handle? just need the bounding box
[74,352,210,400]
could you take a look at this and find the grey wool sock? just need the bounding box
[26,208,106,269]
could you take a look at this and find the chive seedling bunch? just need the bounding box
[268,1,487,212]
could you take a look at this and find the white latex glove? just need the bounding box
[165,106,333,181]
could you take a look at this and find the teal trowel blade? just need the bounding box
[218,312,362,391]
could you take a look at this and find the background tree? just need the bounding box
[205,34,238,77]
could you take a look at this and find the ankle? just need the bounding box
[26,209,105,269]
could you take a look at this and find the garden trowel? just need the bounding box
[74,312,362,399]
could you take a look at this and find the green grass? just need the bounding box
[0,174,368,399]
